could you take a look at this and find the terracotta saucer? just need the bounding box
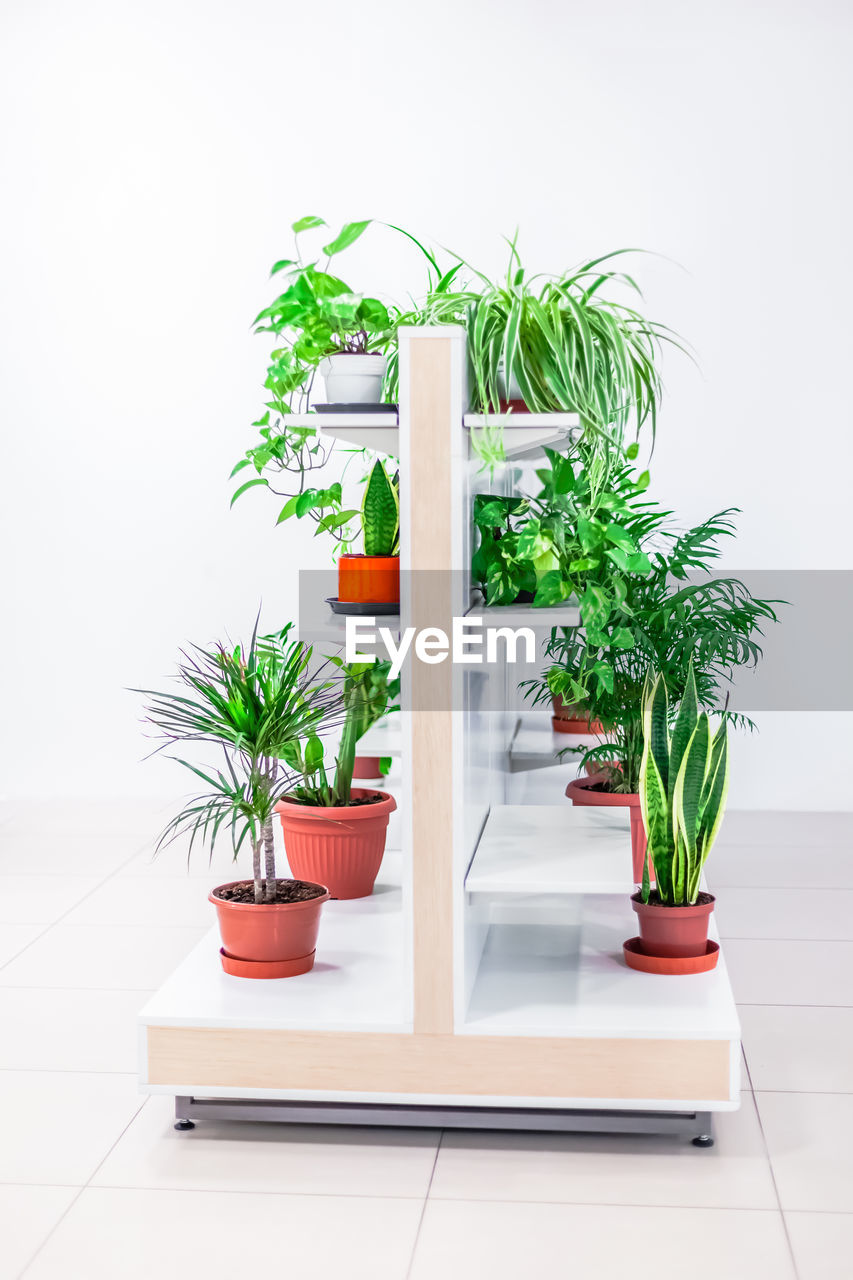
[219,948,316,979]
[622,937,720,975]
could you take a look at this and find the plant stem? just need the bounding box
[263,814,276,902]
[252,836,263,904]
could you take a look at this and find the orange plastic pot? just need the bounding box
[566,774,650,883]
[209,881,329,979]
[338,554,399,605]
[631,892,716,959]
[551,695,604,736]
[276,789,397,899]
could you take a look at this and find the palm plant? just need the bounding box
[139,623,343,902]
[527,504,780,793]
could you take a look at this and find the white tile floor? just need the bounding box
[1,798,852,1279]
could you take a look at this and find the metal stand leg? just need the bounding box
[691,1112,714,1147]
[174,1097,196,1131]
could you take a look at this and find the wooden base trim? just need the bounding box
[146,1027,732,1102]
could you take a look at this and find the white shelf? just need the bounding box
[297,595,401,647]
[463,892,739,1044]
[282,410,581,462]
[464,412,581,460]
[466,600,580,628]
[282,412,399,457]
[509,714,598,773]
[466,805,634,897]
[357,712,402,758]
[139,853,409,1036]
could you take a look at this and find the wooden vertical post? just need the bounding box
[398,327,466,1035]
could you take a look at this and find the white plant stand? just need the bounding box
[139,327,738,1146]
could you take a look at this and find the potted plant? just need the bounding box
[336,457,400,608]
[230,216,412,557]
[252,215,395,407]
[277,659,397,899]
[472,445,652,614]
[386,231,685,450]
[139,624,342,979]
[550,499,778,880]
[623,665,729,975]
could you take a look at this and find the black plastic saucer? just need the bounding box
[326,597,399,617]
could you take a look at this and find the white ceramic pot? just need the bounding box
[319,353,387,405]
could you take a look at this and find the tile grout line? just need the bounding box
[0,828,201,975]
[14,1094,151,1280]
[405,1129,443,1280]
[750,1092,801,1280]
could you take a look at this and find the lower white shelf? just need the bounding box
[466,804,635,896]
[463,893,739,1044]
[138,851,410,1038]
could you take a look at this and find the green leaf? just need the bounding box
[230,477,268,507]
[275,495,302,524]
[626,441,640,460]
[361,459,399,555]
[532,570,568,606]
[292,215,326,233]
[270,259,296,276]
[323,220,371,257]
[296,489,320,517]
[610,627,635,649]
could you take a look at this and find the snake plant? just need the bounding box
[639,664,730,906]
[361,458,399,556]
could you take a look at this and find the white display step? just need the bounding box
[509,713,600,773]
[138,851,409,1038]
[466,804,634,897]
[463,891,739,1049]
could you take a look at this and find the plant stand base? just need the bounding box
[173,1096,714,1145]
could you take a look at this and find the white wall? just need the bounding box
[1,0,851,804]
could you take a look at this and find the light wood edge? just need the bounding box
[404,334,456,1035]
[146,1026,732,1101]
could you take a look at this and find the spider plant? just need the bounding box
[386,230,687,447]
[137,623,343,902]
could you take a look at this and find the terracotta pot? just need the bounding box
[352,754,383,779]
[338,554,399,605]
[565,774,650,883]
[209,880,329,979]
[631,892,716,959]
[276,789,397,899]
[551,695,604,736]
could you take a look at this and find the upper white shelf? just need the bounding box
[509,713,598,773]
[357,711,402,758]
[297,595,401,648]
[282,410,581,462]
[466,600,581,628]
[280,412,400,457]
[466,804,634,898]
[463,412,581,460]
